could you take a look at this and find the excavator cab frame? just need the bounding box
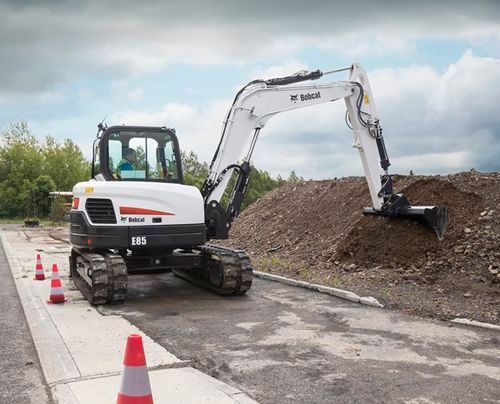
[92,125,184,184]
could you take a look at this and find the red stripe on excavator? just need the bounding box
[119,207,175,216]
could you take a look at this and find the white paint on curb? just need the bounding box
[451,318,500,332]
[253,270,384,308]
[359,296,385,308]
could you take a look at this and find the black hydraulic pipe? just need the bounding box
[265,70,323,86]
[375,134,391,171]
[227,161,251,222]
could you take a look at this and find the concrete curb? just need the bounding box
[253,271,384,308]
[253,271,500,332]
[451,318,500,332]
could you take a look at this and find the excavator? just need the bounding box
[69,63,449,304]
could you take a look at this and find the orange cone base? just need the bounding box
[117,393,153,404]
[34,275,46,280]
[47,297,68,304]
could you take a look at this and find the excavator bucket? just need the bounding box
[363,194,449,240]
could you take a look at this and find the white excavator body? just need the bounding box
[69,63,448,304]
[72,181,204,227]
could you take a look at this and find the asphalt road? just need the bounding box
[0,235,52,403]
[99,271,500,404]
[3,226,500,404]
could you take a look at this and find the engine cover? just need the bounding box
[72,181,205,227]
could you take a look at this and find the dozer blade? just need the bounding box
[363,194,449,240]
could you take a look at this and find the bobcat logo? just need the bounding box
[290,94,298,103]
[121,216,127,223]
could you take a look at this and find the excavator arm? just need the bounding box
[202,64,448,240]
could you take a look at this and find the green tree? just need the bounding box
[23,175,56,217]
[180,151,286,212]
[50,194,69,223]
[42,136,90,191]
[243,167,286,210]
[182,151,209,189]
[0,122,90,218]
[288,170,303,182]
[0,121,294,219]
[0,122,43,216]
[135,145,147,171]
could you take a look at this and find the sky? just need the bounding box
[0,0,499,179]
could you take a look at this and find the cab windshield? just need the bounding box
[105,129,180,182]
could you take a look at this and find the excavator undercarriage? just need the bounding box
[69,244,252,305]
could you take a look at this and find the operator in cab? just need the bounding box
[116,148,137,177]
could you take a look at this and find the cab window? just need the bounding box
[106,130,180,182]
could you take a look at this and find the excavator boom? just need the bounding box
[201,63,449,240]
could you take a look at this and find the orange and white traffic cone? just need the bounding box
[117,334,153,404]
[47,264,67,304]
[34,253,45,280]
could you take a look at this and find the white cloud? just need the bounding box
[317,33,417,58]
[110,80,145,100]
[372,51,500,174]
[114,103,198,127]
[428,49,500,127]
[1,1,499,97]
[111,51,500,178]
[76,88,94,103]
[249,61,309,80]
[391,151,470,172]
[113,101,229,163]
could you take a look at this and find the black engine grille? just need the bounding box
[85,198,117,224]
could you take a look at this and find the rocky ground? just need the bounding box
[221,171,500,324]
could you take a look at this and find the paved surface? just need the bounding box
[3,226,500,403]
[0,232,52,403]
[1,227,257,404]
[103,273,500,404]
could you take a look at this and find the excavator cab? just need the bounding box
[92,126,183,183]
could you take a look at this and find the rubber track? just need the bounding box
[102,252,128,303]
[173,244,253,295]
[70,248,127,305]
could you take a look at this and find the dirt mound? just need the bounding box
[222,171,500,323]
[226,177,370,261]
[337,178,483,267]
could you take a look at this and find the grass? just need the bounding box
[254,256,311,278]
[0,217,68,227]
[254,254,346,288]
[0,217,25,224]
[325,274,341,288]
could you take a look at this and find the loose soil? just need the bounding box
[221,171,500,324]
